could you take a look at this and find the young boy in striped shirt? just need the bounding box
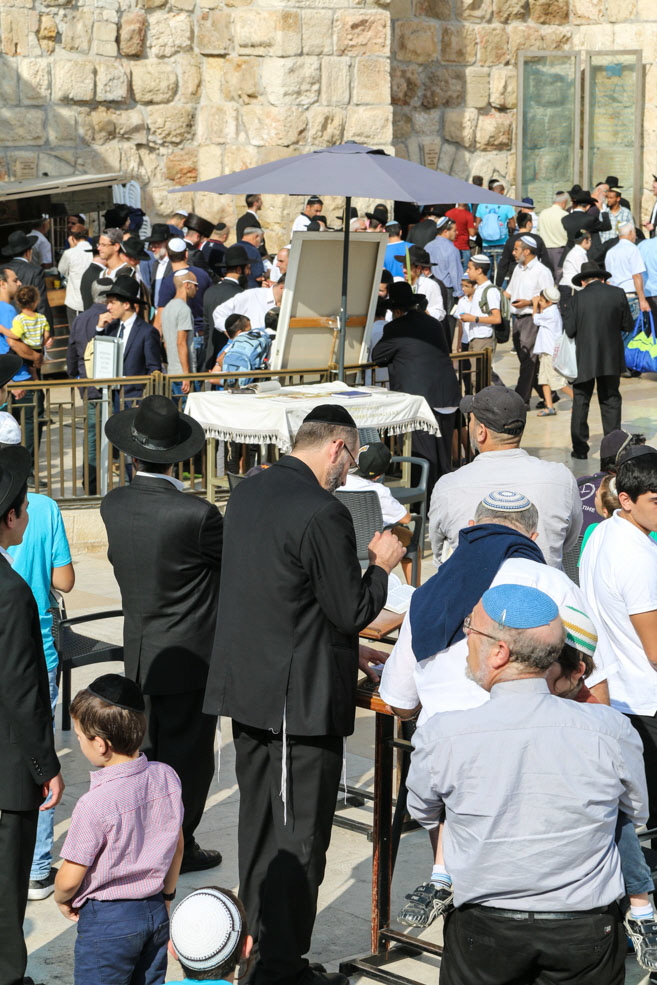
[54,674,184,985]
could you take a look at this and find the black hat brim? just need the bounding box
[0,353,22,388]
[571,268,611,286]
[104,287,141,303]
[105,407,206,463]
[0,445,31,515]
[1,234,38,257]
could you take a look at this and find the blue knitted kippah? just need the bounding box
[482,584,558,628]
[482,490,532,512]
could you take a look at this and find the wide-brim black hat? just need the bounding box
[2,230,38,257]
[104,274,141,303]
[386,281,425,310]
[0,353,22,388]
[185,213,214,239]
[147,223,172,243]
[604,175,621,188]
[224,244,251,267]
[0,445,31,515]
[572,191,597,207]
[121,237,149,261]
[105,394,206,464]
[572,261,611,286]
[393,246,431,266]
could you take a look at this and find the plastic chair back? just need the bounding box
[335,490,385,567]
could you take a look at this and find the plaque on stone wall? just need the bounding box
[584,51,642,219]
[517,52,581,212]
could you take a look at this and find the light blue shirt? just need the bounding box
[425,236,464,295]
[639,236,657,298]
[0,301,31,381]
[476,204,515,246]
[407,677,648,910]
[9,492,72,671]
[384,240,414,279]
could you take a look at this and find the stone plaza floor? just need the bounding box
[25,344,657,984]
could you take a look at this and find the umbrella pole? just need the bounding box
[337,195,351,382]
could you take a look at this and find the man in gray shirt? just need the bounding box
[162,269,197,396]
[406,582,647,985]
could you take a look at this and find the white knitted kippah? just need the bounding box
[170,889,242,972]
[482,490,532,512]
[0,412,21,446]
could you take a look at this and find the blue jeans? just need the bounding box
[459,249,471,272]
[616,812,654,897]
[75,896,169,985]
[30,667,58,881]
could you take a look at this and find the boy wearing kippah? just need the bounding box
[168,886,252,984]
[54,674,184,985]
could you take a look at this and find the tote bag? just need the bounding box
[553,332,578,382]
[625,312,657,374]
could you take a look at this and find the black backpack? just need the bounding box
[480,284,511,344]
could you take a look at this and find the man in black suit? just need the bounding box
[564,261,634,460]
[204,405,404,985]
[236,194,268,256]
[2,230,53,330]
[96,275,162,400]
[0,444,63,984]
[101,395,223,872]
[562,191,612,262]
[372,281,461,497]
[407,205,440,248]
[202,244,251,368]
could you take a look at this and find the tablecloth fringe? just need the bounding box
[200,418,440,447]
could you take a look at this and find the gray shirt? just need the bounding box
[406,677,648,911]
[428,448,582,569]
[162,297,195,375]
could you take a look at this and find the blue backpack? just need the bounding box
[221,330,271,387]
[479,208,505,243]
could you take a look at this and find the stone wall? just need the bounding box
[0,0,391,251]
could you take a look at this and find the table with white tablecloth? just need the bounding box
[184,382,441,497]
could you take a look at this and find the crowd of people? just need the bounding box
[0,174,656,985]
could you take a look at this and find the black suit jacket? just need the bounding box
[407,220,438,249]
[235,212,268,256]
[66,302,106,399]
[100,476,223,695]
[7,257,53,329]
[372,309,461,410]
[0,556,60,811]
[203,457,388,736]
[202,277,242,368]
[562,210,611,262]
[100,315,162,398]
[80,261,105,311]
[564,279,632,382]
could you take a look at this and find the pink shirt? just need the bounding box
[61,753,183,908]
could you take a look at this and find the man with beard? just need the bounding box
[204,404,404,985]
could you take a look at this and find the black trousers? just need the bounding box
[233,721,343,985]
[570,376,621,457]
[440,903,625,985]
[142,689,217,851]
[512,313,540,405]
[629,713,657,846]
[0,807,39,985]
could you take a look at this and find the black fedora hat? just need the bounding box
[571,260,611,286]
[147,223,172,244]
[120,237,149,261]
[185,213,214,239]
[366,208,388,227]
[104,274,141,304]
[604,175,621,188]
[393,245,431,267]
[572,190,597,207]
[0,353,22,388]
[386,281,425,311]
[224,244,251,267]
[105,394,206,464]
[2,230,38,258]
[0,445,31,515]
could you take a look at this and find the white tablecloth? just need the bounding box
[184,382,440,453]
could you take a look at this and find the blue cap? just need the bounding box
[482,584,558,628]
[522,197,534,206]
[482,490,532,512]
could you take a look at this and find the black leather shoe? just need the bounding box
[570,450,588,460]
[180,842,222,873]
[306,965,349,985]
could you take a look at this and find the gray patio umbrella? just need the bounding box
[173,141,522,379]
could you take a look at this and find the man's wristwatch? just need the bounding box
[475,316,479,324]
[163,890,176,901]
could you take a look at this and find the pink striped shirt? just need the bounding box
[61,753,183,908]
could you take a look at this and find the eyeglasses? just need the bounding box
[462,614,501,645]
[343,444,360,472]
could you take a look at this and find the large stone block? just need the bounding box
[119,10,146,56]
[148,105,195,144]
[165,149,198,185]
[321,57,350,106]
[476,25,509,66]
[441,24,477,64]
[422,67,465,108]
[393,108,413,140]
[395,20,439,62]
[220,57,259,103]
[354,57,390,104]
[131,60,178,103]
[465,67,489,108]
[197,145,224,183]
[392,65,420,106]
[455,0,492,22]
[90,106,116,144]
[0,108,45,143]
[307,107,346,146]
[415,0,453,16]
[493,0,527,18]
[302,10,334,55]
[96,62,129,102]
[608,0,636,17]
[476,112,512,151]
[180,56,201,102]
[113,108,147,142]
[345,105,393,144]
[0,67,19,105]
[149,11,192,57]
[223,144,259,174]
[198,104,239,144]
[529,0,569,23]
[570,0,602,20]
[47,107,78,145]
[489,66,516,109]
[19,59,50,104]
[262,57,320,109]
[242,106,307,146]
[142,0,166,8]
[62,11,93,51]
[444,108,478,149]
[93,20,116,42]
[334,11,389,55]
[196,10,232,55]
[38,14,57,53]
[2,9,39,55]
[233,9,301,56]
[53,59,95,102]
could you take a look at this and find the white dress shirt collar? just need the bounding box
[135,471,185,491]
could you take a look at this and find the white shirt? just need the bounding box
[560,244,587,288]
[467,280,498,341]
[30,228,53,267]
[538,204,568,248]
[428,447,583,569]
[507,257,554,316]
[394,275,446,322]
[366,319,389,384]
[0,545,14,566]
[606,239,646,295]
[340,473,408,526]
[135,471,185,491]
[533,303,563,357]
[291,213,312,235]
[379,556,613,726]
[580,512,657,716]
[58,240,93,312]
[213,286,276,333]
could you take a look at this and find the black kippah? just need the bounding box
[303,404,357,429]
[617,445,657,467]
[87,674,146,712]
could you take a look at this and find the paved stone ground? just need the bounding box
[25,344,657,984]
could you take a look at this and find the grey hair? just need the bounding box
[490,618,565,672]
[293,421,357,451]
[618,222,634,238]
[102,228,124,246]
[555,192,569,204]
[243,226,263,239]
[473,500,538,535]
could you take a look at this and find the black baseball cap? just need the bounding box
[357,442,391,478]
[460,385,527,436]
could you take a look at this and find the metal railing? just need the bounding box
[5,350,491,505]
